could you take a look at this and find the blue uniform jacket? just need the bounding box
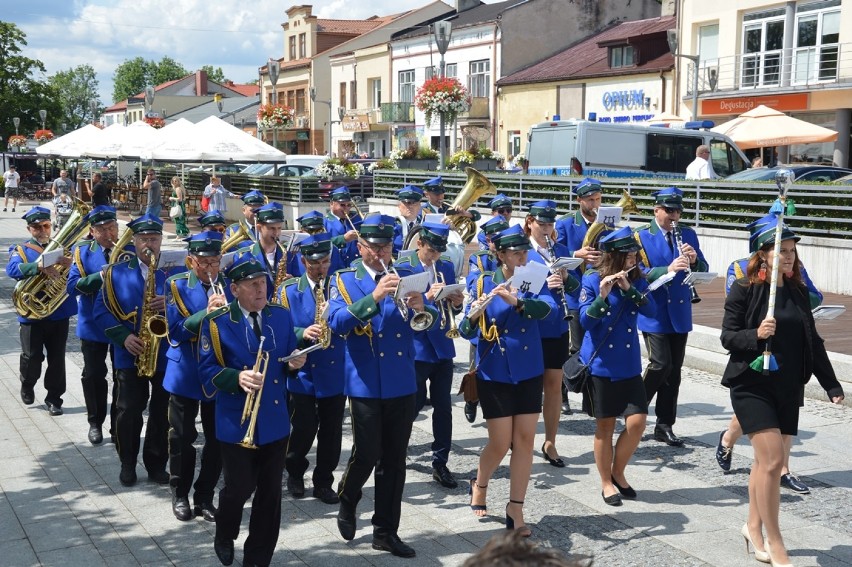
[327,263,439,399]
[476,230,489,251]
[725,257,823,308]
[324,212,359,266]
[468,250,497,280]
[555,211,593,309]
[635,220,708,334]
[6,239,77,323]
[94,256,185,370]
[395,253,458,362]
[245,241,285,301]
[579,270,656,381]
[392,212,426,256]
[67,239,110,341]
[526,243,580,338]
[459,269,557,384]
[277,274,345,398]
[199,301,297,445]
[163,271,232,400]
[287,244,347,279]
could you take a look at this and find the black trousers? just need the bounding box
[643,332,688,426]
[80,339,114,428]
[114,368,169,473]
[414,359,454,467]
[285,392,345,489]
[217,437,287,566]
[20,319,69,407]
[338,394,415,536]
[168,394,221,503]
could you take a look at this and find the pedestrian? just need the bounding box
[89,172,111,207]
[143,168,163,219]
[169,176,189,240]
[202,176,236,213]
[685,145,717,180]
[4,164,20,212]
[51,169,76,198]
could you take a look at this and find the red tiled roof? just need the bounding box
[223,83,259,97]
[498,16,676,86]
[315,17,389,34]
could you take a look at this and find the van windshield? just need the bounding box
[709,140,748,177]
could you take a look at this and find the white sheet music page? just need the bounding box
[509,262,549,295]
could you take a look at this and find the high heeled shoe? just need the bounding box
[611,477,637,499]
[505,500,531,537]
[541,442,565,468]
[741,524,770,564]
[468,479,487,515]
[765,541,793,567]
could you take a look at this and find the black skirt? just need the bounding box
[542,332,570,370]
[730,379,801,436]
[476,375,543,420]
[583,374,648,419]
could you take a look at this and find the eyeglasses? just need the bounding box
[30,222,52,230]
[193,258,221,267]
[364,242,392,253]
[496,207,513,214]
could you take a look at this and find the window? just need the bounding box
[609,45,635,68]
[645,134,700,175]
[469,60,490,98]
[741,9,785,88]
[399,70,415,102]
[350,80,357,109]
[339,82,346,108]
[709,139,748,177]
[286,90,296,109]
[445,63,457,78]
[289,36,296,60]
[794,5,840,83]
[299,33,306,59]
[296,89,305,113]
[370,78,381,107]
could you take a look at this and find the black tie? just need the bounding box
[375,273,385,284]
[408,221,414,231]
[201,283,211,296]
[249,311,261,339]
[666,231,674,252]
[103,249,111,263]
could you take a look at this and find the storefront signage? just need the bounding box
[701,93,809,116]
[342,114,371,132]
[296,132,309,140]
[602,89,647,111]
[598,114,655,123]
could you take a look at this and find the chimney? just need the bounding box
[457,0,478,13]
[196,69,208,95]
[660,0,676,17]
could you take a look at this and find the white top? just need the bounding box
[3,170,20,187]
[685,156,715,180]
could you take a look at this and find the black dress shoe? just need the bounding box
[119,465,137,487]
[463,401,478,423]
[337,499,357,540]
[172,495,192,521]
[432,464,458,488]
[372,533,416,558]
[46,402,63,416]
[611,477,637,499]
[20,387,34,405]
[715,431,733,471]
[147,469,170,484]
[88,425,103,445]
[214,536,234,566]
[601,490,623,506]
[654,424,684,447]
[287,475,305,498]
[312,486,339,504]
[194,501,217,522]
[541,443,566,468]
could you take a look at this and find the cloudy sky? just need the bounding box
[8,0,486,105]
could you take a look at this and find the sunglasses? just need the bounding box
[30,222,52,230]
[663,207,682,215]
[207,226,226,233]
[496,207,513,214]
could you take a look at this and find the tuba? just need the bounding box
[135,249,169,378]
[446,167,497,244]
[13,198,91,319]
[314,279,331,349]
[109,226,135,264]
[221,221,253,253]
[580,190,640,267]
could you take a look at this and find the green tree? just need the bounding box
[201,65,227,83]
[150,56,187,86]
[112,56,188,103]
[0,22,61,144]
[48,64,100,130]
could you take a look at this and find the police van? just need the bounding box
[526,119,749,179]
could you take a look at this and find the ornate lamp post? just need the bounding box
[267,58,280,149]
[667,29,700,121]
[38,109,47,131]
[144,86,155,117]
[434,21,452,170]
[310,87,332,155]
[13,116,20,136]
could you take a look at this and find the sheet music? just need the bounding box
[646,270,677,292]
[551,257,583,271]
[396,271,432,297]
[509,262,549,295]
[595,206,622,226]
[280,230,311,249]
[40,249,64,268]
[434,283,466,302]
[220,252,237,270]
[396,249,416,261]
[281,342,324,362]
[156,249,188,269]
[683,271,717,286]
[424,213,445,225]
[811,305,846,321]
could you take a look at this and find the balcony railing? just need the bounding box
[686,42,852,95]
[459,97,490,120]
[380,102,414,123]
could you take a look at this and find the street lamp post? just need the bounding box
[310,87,332,155]
[39,110,47,131]
[267,58,280,149]
[667,29,700,121]
[434,21,452,170]
[13,117,20,136]
[144,86,155,117]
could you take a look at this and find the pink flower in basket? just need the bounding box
[257,103,295,130]
[415,77,471,126]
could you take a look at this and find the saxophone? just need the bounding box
[136,249,169,378]
[314,279,331,349]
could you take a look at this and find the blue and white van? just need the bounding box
[526,119,749,179]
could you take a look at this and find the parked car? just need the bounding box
[189,163,249,174]
[240,163,315,177]
[834,173,852,185]
[724,165,852,183]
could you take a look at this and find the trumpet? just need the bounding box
[379,258,434,331]
[431,263,460,339]
[206,271,226,298]
[467,281,511,320]
[544,235,572,321]
[239,336,270,450]
[671,221,701,304]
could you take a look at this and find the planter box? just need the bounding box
[472,159,499,171]
[395,159,439,170]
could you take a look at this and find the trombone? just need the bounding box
[239,336,270,450]
[431,262,460,339]
[379,258,434,331]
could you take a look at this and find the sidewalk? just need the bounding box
[0,203,851,566]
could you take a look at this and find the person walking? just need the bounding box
[169,176,189,240]
[143,168,163,219]
[4,164,20,212]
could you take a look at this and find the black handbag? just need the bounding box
[562,301,627,394]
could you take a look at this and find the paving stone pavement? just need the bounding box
[0,209,851,566]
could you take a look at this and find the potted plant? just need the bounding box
[315,157,366,181]
[368,157,398,173]
[8,135,27,152]
[34,129,54,144]
[143,116,165,129]
[415,77,471,127]
[471,147,504,171]
[391,144,439,170]
[256,103,295,130]
[514,151,529,173]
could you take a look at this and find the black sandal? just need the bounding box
[468,479,487,514]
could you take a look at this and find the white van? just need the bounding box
[285,154,326,168]
[526,119,749,179]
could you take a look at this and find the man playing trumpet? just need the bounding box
[324,187,361,266]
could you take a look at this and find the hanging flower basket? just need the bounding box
[144,116,165,129]
[257,103,295,130]
[34,129,54,144]
[315,158,365,181]
[8,135,27,150]
[415,77,471,127]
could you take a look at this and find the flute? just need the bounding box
[600,265,637,286]
[467,281,511,320]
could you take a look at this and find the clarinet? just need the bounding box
[671,221,701,304]
[544,235,572,320]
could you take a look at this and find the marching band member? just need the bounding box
[6,206,75,415]
[199,254,306,567]
[288,211,346,278]
[392,185,426,255]
[277,234,346,504]
[459,224,558,538]
[94,214,184,487]
[199,209,229,234]
[422,176,449,214]
[634,187,708,447]
[67,205,119,443]
[523,200,580,468]
[163,231,229,522]
[476,194,514,250]
[225,190,265,240]
[327,213,438,558]
[324,187,361,266]
[396,222,464,489]
[244,202,287,300]
[578,226,656,507]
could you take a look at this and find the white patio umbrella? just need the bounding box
[711,104,838,150]
[149,116,286,163]
[81,122,126,158]
[35,124,103,159]
[646,111,686,125]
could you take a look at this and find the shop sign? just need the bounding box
[602,89,646,111]
[598,113,655,123]
[342,114,370,132]
[701,93,809,116]
[296,131,309,140]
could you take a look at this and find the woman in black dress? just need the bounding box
[721,220,844,567]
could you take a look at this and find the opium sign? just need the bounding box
[602,90,646,111]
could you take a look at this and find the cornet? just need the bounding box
[379,258,434,331]
[206,271,226,298]
[239,336,270,450]
[431,263,460,339]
